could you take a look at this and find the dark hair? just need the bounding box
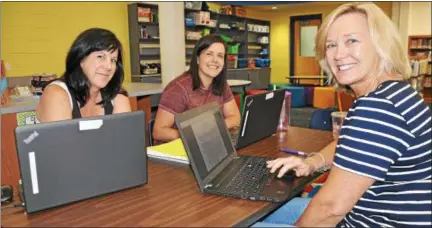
[60,28,127,107]
[188,34,228,96]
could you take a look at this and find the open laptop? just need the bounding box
[235,89,285,149]
[175,102,295,202]
[15,111,147,213]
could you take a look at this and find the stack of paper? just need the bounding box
[147,138,189,164]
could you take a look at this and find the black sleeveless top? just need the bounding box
[67,87,113,119]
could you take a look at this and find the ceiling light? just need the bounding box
[272,6,278,10]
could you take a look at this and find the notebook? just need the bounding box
[15,111,147,213]
[147,138,189,164]
[175,101,295,202]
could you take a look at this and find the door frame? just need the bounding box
[289,14,322,77]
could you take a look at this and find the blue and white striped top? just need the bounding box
[334,80,432,227]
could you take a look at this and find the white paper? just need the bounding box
[147,148,190,164]
[79,119,103,131]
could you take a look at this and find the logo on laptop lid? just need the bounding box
[247,99,254,107]
[23,131,39,144]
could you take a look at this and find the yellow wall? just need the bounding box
[408,2,432,35]
[1,2,132,82]
[247,2,393,83]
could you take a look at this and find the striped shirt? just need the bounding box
[334,80,432,227]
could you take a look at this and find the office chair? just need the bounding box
[303,108,337,197]
[149,118,155,146]
[308,108,336,131]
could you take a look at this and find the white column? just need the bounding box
[398,2,411,51]
[158,2,186,87]
[391,2,400,29]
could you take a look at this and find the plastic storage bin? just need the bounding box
[227,55,238,69]
[228,43,240,54]
[237,58,248,68]
[184,2,202,10]
[282,86,306,108]
[255,58,270,67]
[220,34,233,43]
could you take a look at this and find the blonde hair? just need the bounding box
[315,2,411,92]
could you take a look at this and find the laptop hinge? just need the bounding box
[202,152,239,187]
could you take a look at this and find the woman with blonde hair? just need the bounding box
[254,2,431,227]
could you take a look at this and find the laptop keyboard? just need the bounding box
[219,157,270,196]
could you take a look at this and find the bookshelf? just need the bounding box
[128,3,162,82]
[408,35,432,104]
[183,4,270,69]
[408,35,432,57]
[183,3,271,89]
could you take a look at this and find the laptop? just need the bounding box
[15,111,147,213]
[235,89,285,149]
[175,102,295,202]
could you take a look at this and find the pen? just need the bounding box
[280,148,308,157]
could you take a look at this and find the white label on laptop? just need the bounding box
[28,152,39,194]
[265,92,274,100]
[241,110,250,137]
[79,119,103,131]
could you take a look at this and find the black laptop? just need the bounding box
[175,101,295,202]
[15,111,147,213]
[235,89,285,149]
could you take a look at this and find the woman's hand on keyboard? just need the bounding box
[266,157,315,178]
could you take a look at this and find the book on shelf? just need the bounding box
[412,39,418,48]
[424,77,432,88]
[410,58,431,76]
[138,7,152,22]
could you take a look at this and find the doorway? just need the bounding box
[289,14,322,85]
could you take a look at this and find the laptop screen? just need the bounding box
[177,104,235,181]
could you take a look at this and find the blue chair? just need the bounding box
[282,86,306,108]
[308,108,336,131]
[149,118,155,146]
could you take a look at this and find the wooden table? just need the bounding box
[1,127,333,227]
[286,76,328,86]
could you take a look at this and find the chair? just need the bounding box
[308,108,336,131]
[233,91,245,114]
[149,118,155,146]
[246,89,267,96]
[337,91,356,111]
[303,111,335,198]
[282,86,306,108]
[313,87,335,109]
[304,87,314,106]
